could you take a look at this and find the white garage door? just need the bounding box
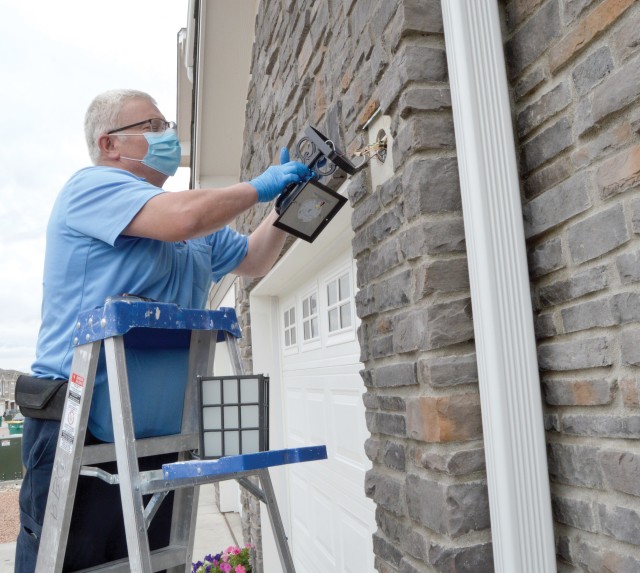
[278,254,375,573]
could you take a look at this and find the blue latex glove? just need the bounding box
[249,148,311,202]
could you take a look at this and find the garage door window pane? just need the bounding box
[327,272,352,332]
[283,306,296,348]
[302,293,319,341]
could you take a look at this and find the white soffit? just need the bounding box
[196,0,256,181]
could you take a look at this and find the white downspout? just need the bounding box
[441,2,556,572]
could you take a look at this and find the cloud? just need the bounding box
[0,0,189,371]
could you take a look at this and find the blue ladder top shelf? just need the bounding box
[72,297,241,347]
[163,446,328,480]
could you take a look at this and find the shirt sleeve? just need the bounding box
[206,226,249,282]
[65,167,164,246]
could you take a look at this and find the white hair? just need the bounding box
[84,89,157,164]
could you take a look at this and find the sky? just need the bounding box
[0,0,191,372]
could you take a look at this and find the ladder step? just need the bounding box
[163,446,328,481]
[74,545,186,572]
[81,433,200,465]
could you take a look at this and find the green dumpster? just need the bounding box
[0,435,23,480]
[7,420,23,435]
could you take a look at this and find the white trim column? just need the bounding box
[441,2,556,572]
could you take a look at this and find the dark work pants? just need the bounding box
[15,418,176,572]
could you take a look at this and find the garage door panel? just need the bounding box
[278,254,375,572]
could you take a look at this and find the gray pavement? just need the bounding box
[0,482,243,572]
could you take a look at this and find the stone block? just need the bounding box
[398,87,451,118]
[543,377,615,406]
[417,352,478,388]
[418,446,486,476]
[399,218,466,258]
[416,257,469,298]
[351,188,381,230]
[522,171,592,239]
[572,45,614,95]
[535,265,608,308]
[548,0,635,73]
[384,442,406,471]
[429,542,494,573]
[528,237,565,278]
[375,412,407,437]
[620,376,640,407]
[613,6,640,62]
[370,205,405,245]
[406,393,482,442]
[393,116,456,169]
[551,493,598,532]
[505,0,561,79]
[393,298,474,354]
[547,442,605,488]
[521,117,573,174]
[402,158,462,219]
[373,532,404,568]
[514,64,547,101]
[375,270,413,312]
[517,82,572,138]
[572,122,632,170]
[378,396,407,412]
[537,336,612,371]
[598,502,640,546]
[621,327,640,365]
[561,297,615,333]
[595,143,640,198]
[600,449,640,497]
[568,203,629,264]
[591,52,640,126]
[561,414,640,438]
[632,198,640,233]
[574,537,640,573]
[406,475,490,537]
[534,312,557,339]
[373,362,418,388]
[372,473,407,516]
[523,157,573,200]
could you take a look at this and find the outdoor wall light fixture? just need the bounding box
[274,125,384,242]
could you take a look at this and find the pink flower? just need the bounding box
[235,566,246,573]
[226,546,240,555]
[220,563,232,573]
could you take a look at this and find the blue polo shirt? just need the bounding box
[32,166,248,441]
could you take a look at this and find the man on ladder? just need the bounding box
[15,88,312,572]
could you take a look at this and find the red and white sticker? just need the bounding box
[59,372,84,453]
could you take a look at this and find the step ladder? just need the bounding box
[35,297,327,573]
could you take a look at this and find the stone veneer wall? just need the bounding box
[504,0,640,571]
[232,0,640,571]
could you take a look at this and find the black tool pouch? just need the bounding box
[15,375,68,421]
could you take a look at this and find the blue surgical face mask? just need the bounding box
[121,128,182,176]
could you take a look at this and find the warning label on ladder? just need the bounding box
[60,373,84,453]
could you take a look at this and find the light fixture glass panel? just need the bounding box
[223,379,238,402]
[202,406,221,430]
[241,378,260,402]
[241,405,260,426]
[224,406,239,428]
[204,432,222,458]
[202,379,221,404]
[225,431,240,455]
[242,430,260,453]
